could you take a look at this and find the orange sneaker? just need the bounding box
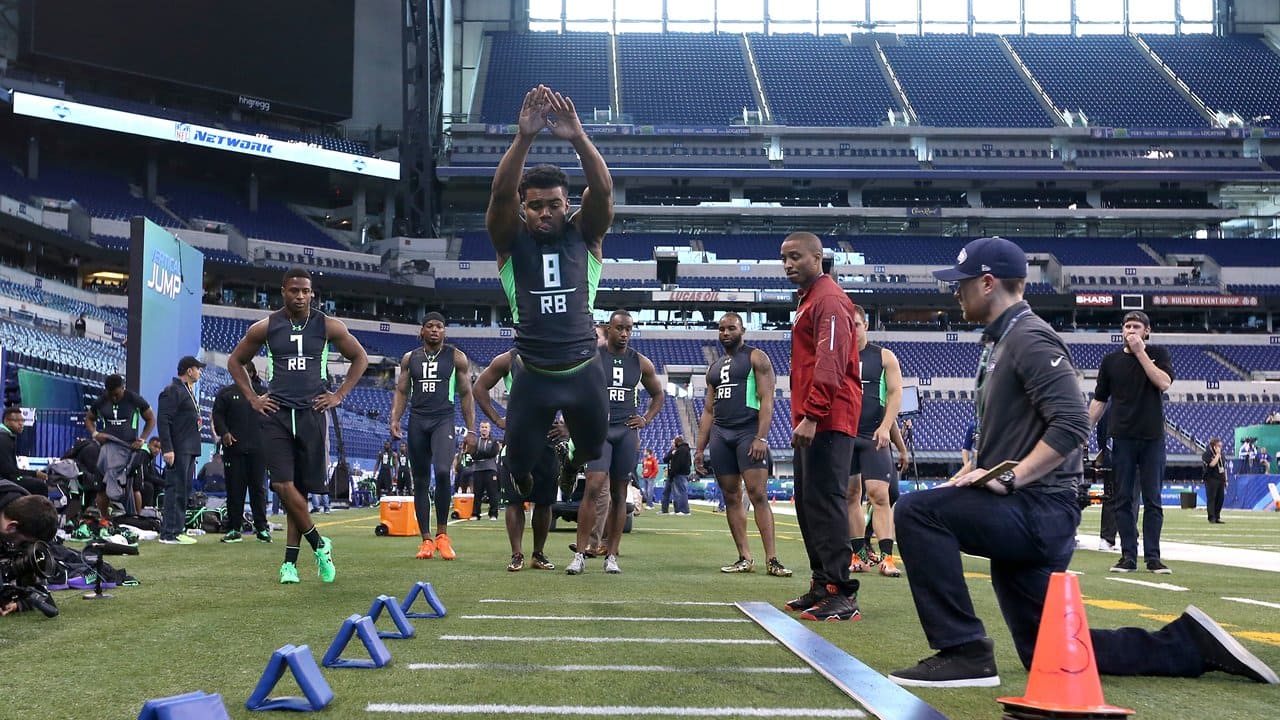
[436,533,456,560]
[879,554,902,577]
[414,537,436,559]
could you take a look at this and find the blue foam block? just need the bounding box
[138,691,230,720]
[401,581,447,619]
[323,614,393,669]
[367,594,416,639]
[245,644,334,712]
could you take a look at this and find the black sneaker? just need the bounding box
[507,553,525,572]
[784,581,828,612]
[1184,605,1279,683]
[1147,560,1172,574]
[889,638,1001,688]
[1110,557,1137,573]
[799,585,861,622]
[531,551,556,570]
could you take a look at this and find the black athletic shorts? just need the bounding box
[849,435,893,482]
[709,425,767,476]
[407,415,456,478]
[585,423,640,480]
[261,407,329,494]
[500,444,558,506]
[504,353,608,479]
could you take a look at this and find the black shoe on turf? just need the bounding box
[799,585,861,622]
[889,638,1001,688]
[1110,557,1137,573]
[1184,605,1278,683]
[784,582,828,612]
[1147,559,1172,574]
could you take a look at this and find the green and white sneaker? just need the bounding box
[279,561,300,584]
[256,529,272,543]
[221,530,243,543]
[314,537,336,583]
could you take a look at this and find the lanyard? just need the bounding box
[974,308,1033,449]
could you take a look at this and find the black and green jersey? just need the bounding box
[265,309,330,409]
[707,344,761,430]
[603,346,643,425]
[857,343,888,438]
[408,344,459,420]
[498,224,601,367]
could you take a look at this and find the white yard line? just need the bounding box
[1222,597,1280,610]
[1075,535,1280,573]
[438,635,774,645]
[366,703,864,717]
[1104,577,1189,592]
[404,662,812,674]
[479,599,735,606]
[461,615,748,623]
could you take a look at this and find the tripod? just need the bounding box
[81,540,138,601]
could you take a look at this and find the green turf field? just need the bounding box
[2,503,1276,719]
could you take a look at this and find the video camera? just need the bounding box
[0,540,59,618]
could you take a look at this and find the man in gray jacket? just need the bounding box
[890,237,1276,689]
[157,356,205,545]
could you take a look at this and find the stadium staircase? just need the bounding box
[1136,243,1168,264]
[741,34,773,123]
[1165,419,1204,453]
[1131,35,1219,127]
[1204,349,1251,381]
[998,37,1067,126]
[675,396,699,443]
[872,39,919,126]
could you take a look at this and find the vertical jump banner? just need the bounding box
[127,217,205,411]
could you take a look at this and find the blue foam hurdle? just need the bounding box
[138,691,230,720]
[401,581,447,619]
[323,614,393,669]
[245,644,334,712]
[367,594,416,638]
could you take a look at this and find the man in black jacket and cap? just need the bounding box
[157,356,205,545]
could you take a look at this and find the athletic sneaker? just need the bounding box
[69,524,94,542]
[889,638,1000,688]
[799,585,861,622]
[436,533,456,560]
[158,535,197,545]
[720,557,754,574]
[1110,557,1137,573]
[865,548,882,565]
[314,537,336,582]
[507,552,525,572]
[531,551,556,570]
[565,552,587,575]
[1183,604,1279,683]
[256,530,272,543]
[879,555,902,578]
[1098,538,1116,552]
[415,537,436,559]
[604,554,622,574]
[849,549,873,574]
[766,557,793,577]
[784,581,828,612]
[221,530,243,543]
[279,561,300,584]
[1147,560,1173,574]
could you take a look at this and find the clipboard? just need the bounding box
[969,460,1019,488]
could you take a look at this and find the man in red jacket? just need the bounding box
[780,232,864,621]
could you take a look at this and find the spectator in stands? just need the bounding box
[662,436,691,515]
[640,449,658,509]
[1088,310,1175,574]
[1259,447,1272,475]
[0,408,47,496]
[846,305,905,578]
[567,309,665,576]
[1202,438,1228,524]
[695,312,791,579]
[73,312,86,338]
[388,312,478,543]
[85,374,156,517]
[156,356,206,545]
[486,85,611,506]
[779,232,860,622]
[213,363,271,543]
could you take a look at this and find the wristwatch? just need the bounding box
[995,469,1017,494]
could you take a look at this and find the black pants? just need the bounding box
[407,417,458,533]
[794,431,857,593]
[471,469,499,519]
[224,449,269,533]
[160,452,197,541]
[504,354,608,480]
[1098,467,1117,544]
[1112,437,1166,563]
[1203,475,1226,522]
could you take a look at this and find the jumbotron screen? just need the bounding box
[21,0,354,119]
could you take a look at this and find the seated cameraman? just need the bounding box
[0,478,59,616]
[1,408,48,497]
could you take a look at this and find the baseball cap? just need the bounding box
[177,355,206,374]
[932,237,1028,282]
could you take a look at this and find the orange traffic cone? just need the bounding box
[998,572,1133,719]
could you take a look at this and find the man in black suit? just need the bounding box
[157,356,205,545]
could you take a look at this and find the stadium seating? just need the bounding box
[748,34,899,127]
[1006,35,1206,128]
[0,163,180,228]
[478,32,612,125]
[0,278,127,327]
[0,319,124,379]
[617,33,757,126]
[1141,34,1280,128]
[161,181,344,250]
[880,35,1054,128]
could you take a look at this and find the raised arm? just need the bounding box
[487,86,550,264]
[455,349,476,433]
[749,349,776,461]
[317,317,370,411]
[546,91,612,249]
[389,351,412,440]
